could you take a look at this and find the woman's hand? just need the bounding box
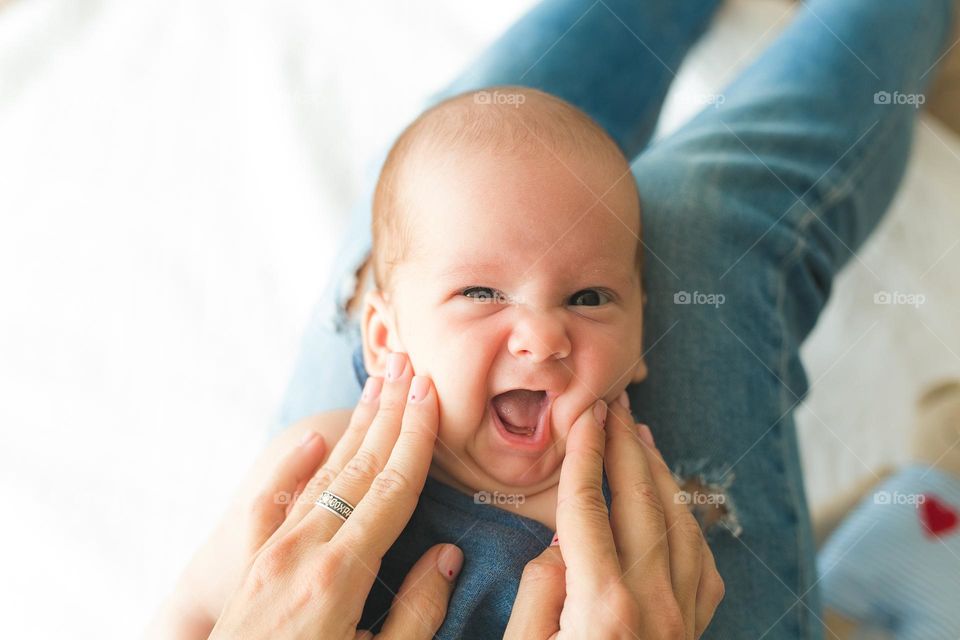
[209,352,463,639]
[147,413,340,639]
[151,352,463,639]
[505,395,725,639]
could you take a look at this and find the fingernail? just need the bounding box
[550,533,559,547]
[386,352,405,380]
[637,423,655,448]
[617,391,629,408]
[299,430,318,447]
[593,400,608,427]
[361,376,384,403]
[408,375,430,402]
[437,544,464,581]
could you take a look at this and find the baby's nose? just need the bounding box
[506,309,571,362]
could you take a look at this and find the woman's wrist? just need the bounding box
[148,531,233,640]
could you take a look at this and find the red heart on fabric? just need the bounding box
[919,493,959,538]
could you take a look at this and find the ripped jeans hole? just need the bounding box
[674,468,741,538]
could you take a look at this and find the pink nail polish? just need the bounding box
[386,352,405,380]
[408,375,430,402]
[437,544,464,581]
[361,376,383,403]
[299,430,318,447]
[593,400,608,427]
[638,423,655,448]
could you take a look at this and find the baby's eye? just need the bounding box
[461,286,505,304]
[569,289,611,306]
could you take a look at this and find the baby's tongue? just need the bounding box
[492,389,545,434]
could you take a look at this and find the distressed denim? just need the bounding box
[273,0,955,637]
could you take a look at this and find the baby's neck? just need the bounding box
[426,466,559,532]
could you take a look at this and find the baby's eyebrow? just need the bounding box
[440,261,505,280]
[439,262,636,291]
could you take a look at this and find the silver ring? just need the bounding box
[315,490,355,521]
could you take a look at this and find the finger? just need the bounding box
[555,399,621,593]
[279,375,386,535]
[694,539,724,639]
[322,376,387,475]
[606,398,701,637]
[286,476,308,517]
[603,398,671,590]
[376,543,463,640]
[265,373,387,547]
[331,372,438,562]
[642,429,702,640]
[248,430,327,549]
[307,353,416,539]
[503,545,566,640]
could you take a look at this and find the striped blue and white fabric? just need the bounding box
[818,465,960,639]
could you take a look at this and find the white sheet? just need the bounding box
[1,1,958,636]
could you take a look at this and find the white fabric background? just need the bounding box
[1,0,957,636]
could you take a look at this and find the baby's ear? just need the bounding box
[630,357,648,383]
[631,295,648,383]
[361,289,402,377]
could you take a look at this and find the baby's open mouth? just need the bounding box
[491,389,548,437]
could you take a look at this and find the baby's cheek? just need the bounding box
[435,412,478,448]
[579,346,626,391]
[603,332,640,379]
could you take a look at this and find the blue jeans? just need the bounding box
[274,0,954,637]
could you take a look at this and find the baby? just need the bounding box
[347,85,648,531]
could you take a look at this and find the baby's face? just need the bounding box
[365,145,646,496]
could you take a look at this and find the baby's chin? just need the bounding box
[433,425,567,498]
[430,455,562,504]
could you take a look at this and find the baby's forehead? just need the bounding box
[373,87,641,292]
[398,156,639,283]
[402,142,640,242]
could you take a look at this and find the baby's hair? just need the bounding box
[371,85,642,294]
